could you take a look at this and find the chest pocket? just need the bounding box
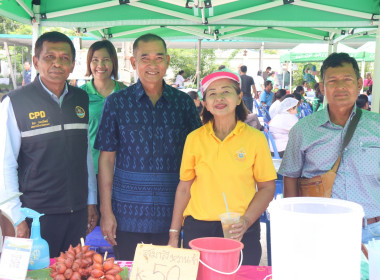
[355,138,380,176]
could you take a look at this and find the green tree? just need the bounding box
[168,48,219,82]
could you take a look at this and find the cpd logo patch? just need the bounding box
[29,111,46,119]
[75,106,86,118]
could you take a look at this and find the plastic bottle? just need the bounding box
[20,208,50,270]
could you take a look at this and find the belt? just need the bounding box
[363,216,380,227]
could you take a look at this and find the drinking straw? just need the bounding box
[223,192,231,219]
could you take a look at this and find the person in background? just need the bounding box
[262,66,271,82]
[364,72,373,87]
[95,33,201,261]
[269,97,299,158]
[0,31,97,257]
[168,70,276,265]
[175,70,189,89]
[279,52,380,244]
[21,61,31,86]
[367,85,372,108]
[269,89,286,119]
[254,70,265,98]
[239,65,257,112]
[302,80,309,93]
[313,82,324,112]
[266,71,277,89]
[187,90,203,115]
[80,40,126,218]
[260,80,274,108]
[356,94,369,110]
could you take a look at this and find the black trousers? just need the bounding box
[113,231,169,261]
[27,208,87,258]
[183,216,262,266]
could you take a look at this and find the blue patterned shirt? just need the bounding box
[279,106,380,218]
[94,80,201,233]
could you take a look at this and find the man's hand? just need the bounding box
[16,220,30,238]
[100,211,117,246]
[86,205,98,235]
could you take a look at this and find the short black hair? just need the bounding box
[133,33,167,56]
[356,95,368,109]
[275,89,286,100]
[179,70,184,75]
[35,31,76,61]
[320,52,360,82]
[240,65,247,73]
[295,85,304,94]
[266,66,271,71]
[264,80,272,87]
[218,65,226,70]
[187,90,199,100]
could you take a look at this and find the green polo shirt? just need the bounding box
[80,79,126,173]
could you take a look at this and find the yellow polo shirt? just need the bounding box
[181,120,277,221]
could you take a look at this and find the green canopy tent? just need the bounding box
[0,0,379,111]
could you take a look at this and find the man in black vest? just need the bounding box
[0,31,98,257]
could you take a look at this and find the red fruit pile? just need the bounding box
[49,244,123,280]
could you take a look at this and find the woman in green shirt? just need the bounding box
[80,41,126,218]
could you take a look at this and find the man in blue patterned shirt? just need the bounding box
[95,34,201,260]
[280,53,380,243]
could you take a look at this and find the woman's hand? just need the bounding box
[230,216,251,242]
[168,231,180,248]
[100,211,118,246]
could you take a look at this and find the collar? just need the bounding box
[205,120,245,140]
[38,75,68,105]
[134,79,173,103]
[317,104,358,127]
[86,79,120,98]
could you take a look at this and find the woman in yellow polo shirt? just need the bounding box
[168,70,276,265]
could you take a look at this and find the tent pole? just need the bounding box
[371,24,380,113]
[4,42,17,90]
[196,39,202,92]
[259,42,264,71]
[360,60,365,94]
[31,3,41,81]
[289,61,292,92]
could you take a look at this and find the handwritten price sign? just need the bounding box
[130,244,200,280]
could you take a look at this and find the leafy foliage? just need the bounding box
[168,48,219,81]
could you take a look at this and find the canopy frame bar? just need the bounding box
[208,0,283,23]
[15,0,34,18]
[273,27,325,40]
[111,26,158,38]
[166,26,214,39]
[293,1,380,20]
[222,27,267,39]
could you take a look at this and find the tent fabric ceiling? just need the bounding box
[0,0,378,45]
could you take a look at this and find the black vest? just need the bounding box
[8,77,89,214]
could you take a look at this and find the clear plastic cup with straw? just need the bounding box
[220,192,240,239]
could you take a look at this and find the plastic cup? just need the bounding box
[219,212,240,239]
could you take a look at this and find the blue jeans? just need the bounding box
[242,95,253,112]
[362,220,380,243]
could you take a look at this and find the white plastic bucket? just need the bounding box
[268,197,364,280]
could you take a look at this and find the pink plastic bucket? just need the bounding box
[189,237,244,280]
